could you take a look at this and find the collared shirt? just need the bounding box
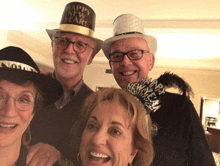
[52,72,83,109]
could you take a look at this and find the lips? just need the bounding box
[120,70,137,76]
[0,123,17,128]
[62,59,76,64]
[89,151,111,163]
[90,152,109,158]
[0,122,18,133]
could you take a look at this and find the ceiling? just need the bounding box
[1,0,220,70]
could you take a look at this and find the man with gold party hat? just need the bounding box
[28,2,102,165]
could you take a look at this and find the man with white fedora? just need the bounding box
[102,14,215,166]
[28,2,103,165]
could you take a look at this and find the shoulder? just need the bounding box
[151,92,195,127]
[16,145,28,166]
[53,159,74,166]
[161,92,193,109]
[73,83,93,102]
[78,83,93,95]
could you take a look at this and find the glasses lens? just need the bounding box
[0,91,34,111]
[128,50,142,60]
[55,38,68,49]
[16,94,34,110]
[74,41,87,53]
[110,53,124,62]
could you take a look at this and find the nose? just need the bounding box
[64,43,77,54]
[121,54,132,66]
[0,98,17,117]
[91,128,107,146]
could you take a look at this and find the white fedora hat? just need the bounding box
[102,14,157,59]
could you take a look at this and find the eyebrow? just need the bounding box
[20,91,36,97]
[111,121,125,128]
[0,86,35,95]
[89,116,125,128]
[111,47,142,53]
[55,36,92,45]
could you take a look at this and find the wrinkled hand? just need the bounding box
[27,142,61,166]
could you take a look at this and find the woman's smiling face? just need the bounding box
[0,80,36,148]
[80,101,137,166]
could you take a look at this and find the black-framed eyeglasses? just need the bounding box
[0,91,35,111]
[54,37,94,53]
[109,50,150,62]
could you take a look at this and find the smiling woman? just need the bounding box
[0,46,63,166]
[79,88,154,166]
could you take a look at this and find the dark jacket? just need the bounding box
[30,83,93,164]
[150,92,216,166]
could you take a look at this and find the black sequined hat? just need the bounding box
[0,46,63,107]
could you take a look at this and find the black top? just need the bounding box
[149,92,216,166]
[16,145,28,166]
[15,145,66,166]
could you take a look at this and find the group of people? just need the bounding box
[0,1,217,166]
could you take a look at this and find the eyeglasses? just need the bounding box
[109,50,150,62]
[0,92,35,111]
[54,37,94,53]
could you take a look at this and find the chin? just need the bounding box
[0,137,16,147]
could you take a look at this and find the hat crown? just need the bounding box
[46,2,103,52]
[113,14,145,36]
[0,46,40,73]
[60,2,96,31]
[102,14,157,60]
[0,46,63,107]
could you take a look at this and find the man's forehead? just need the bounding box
[111,37,149,52]
[55,31,94,42]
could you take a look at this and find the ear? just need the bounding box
[87,50,97,65]
[109,60,113,70]
[149,53,155,71]
[129,147,138,163]
[51,41,54,50]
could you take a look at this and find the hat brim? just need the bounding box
[0,68,63,107]
[102,34,157,60]
[46,29,103,53]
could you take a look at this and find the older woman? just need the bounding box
[0,46,64,165]
[79,88,154,166]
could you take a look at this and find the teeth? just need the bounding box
[122,71,134,76]
[63,59,76,64]
[0,124,16,128]
[90,152,108,158]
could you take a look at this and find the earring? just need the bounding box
[77,152,81,162]
[22,126,32,146]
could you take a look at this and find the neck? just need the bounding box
[0,141,21,166]
[55,73,82,91]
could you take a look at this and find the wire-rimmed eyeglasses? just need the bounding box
[54,37,94,53]
[0,92,35,111]
[109,49,150,62]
